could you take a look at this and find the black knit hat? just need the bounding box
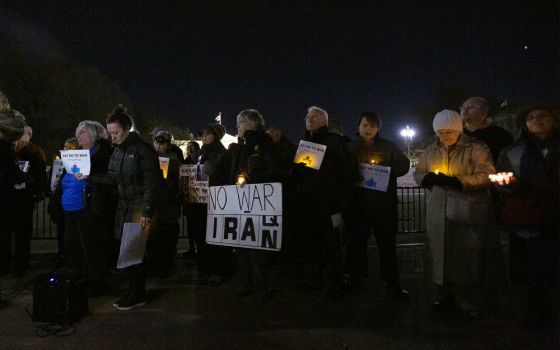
[205,123,226,140]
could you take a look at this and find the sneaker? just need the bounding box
[112,292,147,311]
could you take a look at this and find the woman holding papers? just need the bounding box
[82,105,162,310]
[346,111,410,297]
[414,110,503,320]
[60,120,117,296]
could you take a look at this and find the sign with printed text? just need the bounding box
[180,164,208,203]
[206,183,283,251]
[293,140,326,170]
[59,149,91,175]
[359,163,391,192]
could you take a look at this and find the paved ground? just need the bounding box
[0,239,558,350]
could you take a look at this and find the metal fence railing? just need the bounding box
[32,187,427,240]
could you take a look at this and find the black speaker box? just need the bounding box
[33,271,89,323]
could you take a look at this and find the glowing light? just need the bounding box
[236,174,246,186]
[400,125,415,157]
[295,154,315,167]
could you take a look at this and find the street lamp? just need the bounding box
[400,125,415,157]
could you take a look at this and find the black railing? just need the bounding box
[32,187,427,240]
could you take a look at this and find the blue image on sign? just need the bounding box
[71,164,81,174]
[365,178,377,188]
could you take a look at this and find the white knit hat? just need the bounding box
[433,109,463,132]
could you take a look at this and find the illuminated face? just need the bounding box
[106,122,129,145]
[236,117,252,139]
[75,125,94,149]
[436,129,461,146]
[305,110,327,132]
[153,140,168,153]
[201,130,215,145]
[358,118,379,142]
[526,109,558,138]
[460,98,487,126]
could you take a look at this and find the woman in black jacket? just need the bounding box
[80,106,162,310]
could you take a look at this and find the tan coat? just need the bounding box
[414,134,504,287]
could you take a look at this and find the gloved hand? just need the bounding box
[436,173,463,190]
[420,172,438,189]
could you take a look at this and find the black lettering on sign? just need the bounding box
[263,184,275,211]
[212,216,218,238]
[251,185,263,211]
[223,217,238,240]
[261,229,277,249]
[209,186,228,210]
[240,217,256,242]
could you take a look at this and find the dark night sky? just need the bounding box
[1,1,558,143]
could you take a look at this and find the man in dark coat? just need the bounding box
[460,96,513,163]
[290,106,352,300]
[346,111,410,296]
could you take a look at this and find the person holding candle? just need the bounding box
[414,109,504,319]
[345,111,411,297]
[217,109,282,302]
[494,106,559,329]
[290,106,353,302]
[146,129,181,278]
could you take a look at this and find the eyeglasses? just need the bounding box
[460,104,481,110]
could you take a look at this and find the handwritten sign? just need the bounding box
[293,140,326,170]
[180,164,208,203]
[358,163,391,192]
[206,183,283,251]
[59,149,91,175]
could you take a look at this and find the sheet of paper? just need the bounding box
[293,140,327,170]
[50,159,64,192]
[117,222,148,269]
[59,149,91,175]
[358,163,391,192]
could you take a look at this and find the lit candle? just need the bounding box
[236,174,246,186]
[370,159,376,164]
[434,169,439,175]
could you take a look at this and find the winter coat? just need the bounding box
[348,135,410,210]
[89,132,162,238]
[290,126,352,216]
[218,128,283,186]
[413,134,502,286]
[49,140,117,228]
[496,130,560,234]
[0,139,23,225]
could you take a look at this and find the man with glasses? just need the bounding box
[460,97,513,163]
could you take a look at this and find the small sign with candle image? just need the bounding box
[293,140,326,170]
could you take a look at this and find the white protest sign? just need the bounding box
[206,183,282,251]
[180,164,209,203]
[117,222,148,269]
[359,163,391,192]
[50,159,64,192]
[158,157,170,179]
[60,149,91,175]
[293,140,326,170]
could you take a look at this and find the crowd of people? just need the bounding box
[0,92,558,329]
